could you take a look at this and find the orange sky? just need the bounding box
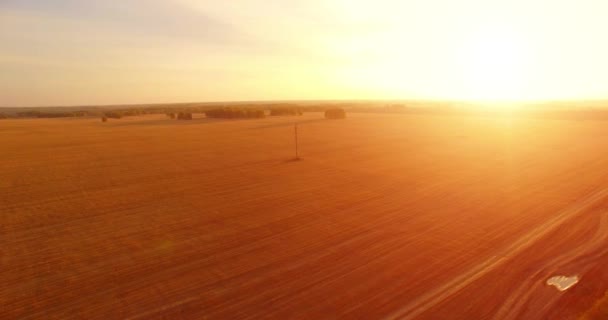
[2,0,608,106]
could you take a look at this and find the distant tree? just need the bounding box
[17,110,41,118]
[177,112,193,120]
[14,110,87,118]
[205,108,265,119]
[101,116,108,122]
[104,111,123,119]
[166,113,176,119]
[325,108,346,119]
[269,108,303,116]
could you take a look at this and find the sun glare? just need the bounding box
[458,28,531,102]
[331,8,540,105]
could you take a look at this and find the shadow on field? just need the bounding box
[281,157,302,164]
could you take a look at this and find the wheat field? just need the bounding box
[2,113,608,319]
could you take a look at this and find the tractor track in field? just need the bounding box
[385,188,608,320]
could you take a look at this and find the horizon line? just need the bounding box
[3,98,608,109]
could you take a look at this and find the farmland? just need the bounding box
[2,112,608,319]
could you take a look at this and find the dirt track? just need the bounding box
[387,188,608,320]
[2,113,608,319]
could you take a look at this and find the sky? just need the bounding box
[2,0,608,106]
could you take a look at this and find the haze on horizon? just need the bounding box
[2,0,608,107]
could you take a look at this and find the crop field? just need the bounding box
[2,112,608,319]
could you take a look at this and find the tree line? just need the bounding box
[269,108,303,116]
[205,108,265,119]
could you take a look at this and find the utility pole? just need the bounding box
[294,123,299,160]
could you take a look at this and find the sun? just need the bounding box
[458,28,531,102]
[329,14,539,103]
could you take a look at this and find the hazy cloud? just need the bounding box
[0,0,244,44]
[3,0,608,106]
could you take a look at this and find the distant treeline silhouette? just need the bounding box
[205,108,265,119]
[7,102,608,122]
[0,103,331,119]
[269,107,303,116]
[177,112,193,120]
[325,108,347,119]
[14,110,88,118]
[103,111,123,119]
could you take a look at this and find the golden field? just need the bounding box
[2,112,608,319]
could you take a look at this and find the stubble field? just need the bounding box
[2,112,608,319]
